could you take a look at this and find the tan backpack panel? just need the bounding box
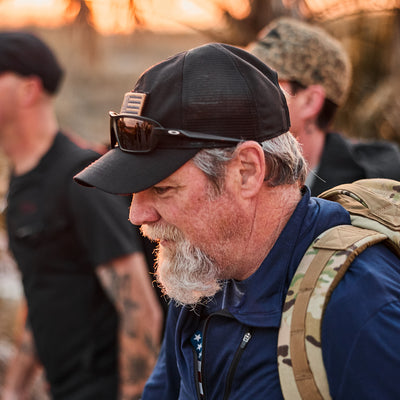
[278,179,400,399]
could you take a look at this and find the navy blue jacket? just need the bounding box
[142,188,400,399]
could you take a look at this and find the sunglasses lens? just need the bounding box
[114,116,157,152]
[110,112,242,153]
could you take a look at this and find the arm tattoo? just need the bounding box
[98,259,161,395]
[126,356,150,382]
[98,264,142,338]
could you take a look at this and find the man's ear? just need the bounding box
[18,76,43,107]
[299,84,326,120]
[231,141,266,199]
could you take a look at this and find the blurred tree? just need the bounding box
[194,0,291,45]
[64,0,148,62]
[68,0,93,27]
[66,0,146,30]
[65,0,98,62]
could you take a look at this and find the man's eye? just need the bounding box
[153,186,172,195]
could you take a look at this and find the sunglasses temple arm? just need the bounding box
[174,130,243,143]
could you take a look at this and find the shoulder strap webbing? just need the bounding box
[278,225,387,400]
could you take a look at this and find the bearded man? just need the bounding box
[75,43,400,400]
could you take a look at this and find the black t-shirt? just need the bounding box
[6,132,143,399]
[311,132,400,196]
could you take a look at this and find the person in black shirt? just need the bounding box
[0,31,163,400]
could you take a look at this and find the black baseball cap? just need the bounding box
[0,31,63,94]
[74,43,290,194]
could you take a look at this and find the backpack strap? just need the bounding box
[278,225,387,400]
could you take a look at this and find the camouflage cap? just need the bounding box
[247,17,352,106]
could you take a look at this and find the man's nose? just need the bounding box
[129,190,160,226]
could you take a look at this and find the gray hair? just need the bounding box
[192,132,307,192]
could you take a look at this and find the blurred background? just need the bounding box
[0,0,400,397]
[1,0,399,147]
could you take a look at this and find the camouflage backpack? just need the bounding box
[277,178,400,400]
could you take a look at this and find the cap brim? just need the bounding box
[74,146,200,194]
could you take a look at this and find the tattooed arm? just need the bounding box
[97,252,163,400]
[1,306,45,400]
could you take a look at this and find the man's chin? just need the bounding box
[163,286,220,307]
[156,262,222,306]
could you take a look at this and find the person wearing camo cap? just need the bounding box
[248,17,400,195]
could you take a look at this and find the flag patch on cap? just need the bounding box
[120,92,147,115]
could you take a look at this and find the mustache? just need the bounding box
[140,223,184,242]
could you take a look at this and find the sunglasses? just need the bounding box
[109,111,243,153]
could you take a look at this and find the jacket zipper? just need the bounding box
[197,316,212,399]
[195,310,252,399]
[223,328,253,400]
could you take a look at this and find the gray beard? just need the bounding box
[141,224,222,306]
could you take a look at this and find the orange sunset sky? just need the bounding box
[0,0,397,35]
[0,0,250,34]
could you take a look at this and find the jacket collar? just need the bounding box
[205,187,350,327]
